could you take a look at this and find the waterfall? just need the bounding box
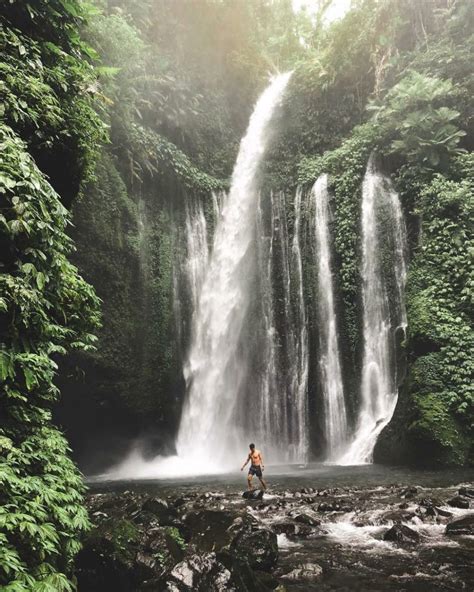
[255,190,309,463]
[177,73,293,469]
[339,156,407,465]
[289,188,309,462]
[311,175,348,459]
[184,198,209,313]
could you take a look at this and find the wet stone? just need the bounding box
[272,521,313,538]
[230,526,278,571]
[447,496,470,509]
[445,513,474,535]
[424,505,453,518]
[281,562,323,581]
[400,486,418,499]
[288,508,321,526]
[168,552,234,591]
[459,487,474,498]
[317,501,340,512]
[383,524,420,543]
[243,489,264,500]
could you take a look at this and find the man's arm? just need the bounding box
[259,452,264,470]
[241,454,250,471]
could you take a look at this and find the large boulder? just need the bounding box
[281,563,323,581]
[447,496,470,509]
[272,521,313,538]
[184,509,243,552]
[383,524,420,543]
[289,509,321,527]
[459,487,474,498]
[230,526,278,571]
[167,553,235,591]
[76,517,147,592]
[445,513,474,535]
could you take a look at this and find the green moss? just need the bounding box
[91,519,140,564]
[166,526,186,551]
[408,393,470,466]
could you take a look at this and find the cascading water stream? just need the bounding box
[256,190,309,463]
[311,175,348,460]
[339,156,407,465]
[289,188,309,463]
[176,73,293,470]
[184,198,209,313]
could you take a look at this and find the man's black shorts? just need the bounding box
[248,465,262,478]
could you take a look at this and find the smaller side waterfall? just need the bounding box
[184,198,209,313]
[311,175,348,459]
[290,188,309,463]
[339,157,407,464]
[254,188,309,463]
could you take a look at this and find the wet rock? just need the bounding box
[272,521,313,538]
[459,486,474,498]
[383,524,420,543]
[419,497,442,508]
[445,513,474,535]
[146,526,185,572]
[290,510,321,527]
[141,496,179,526]
[243,489,264,500]
[76,517,145,592]
[230,527,278,571]
[399,502,409,509]
[379,507,417,524]
[168,552,235,591]
[424,506,453,518]
[400,486,418,499]
[281,562,323,580]
[184,509,238,551]
[447,496,470,509]
[143,496,169,515]
[317,501,341,512]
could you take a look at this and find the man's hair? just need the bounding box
[249,443,255,449]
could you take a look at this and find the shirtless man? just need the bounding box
[241,443,267,490]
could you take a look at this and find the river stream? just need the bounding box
[88,464,474,591]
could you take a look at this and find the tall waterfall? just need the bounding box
[311,175,348,459]
[339,157,407,464]
[177,73,293,469]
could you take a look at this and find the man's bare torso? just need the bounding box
[249,449,262,466]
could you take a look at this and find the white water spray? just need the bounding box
[311,175,348,459]
[339,156,407,464]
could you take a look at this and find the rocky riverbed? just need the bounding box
[77,478,474,591]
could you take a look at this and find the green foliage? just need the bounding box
[0,2,107,203]
[0,125,100,588]
[371,72,466,171]
[166,526,186,551]
[128,125,226,194]
[402,157,473,463]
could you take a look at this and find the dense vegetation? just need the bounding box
[0,0,473,587]
[1,2,103,589]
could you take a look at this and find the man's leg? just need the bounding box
[247,473,253,490]
[258,476,267,490]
